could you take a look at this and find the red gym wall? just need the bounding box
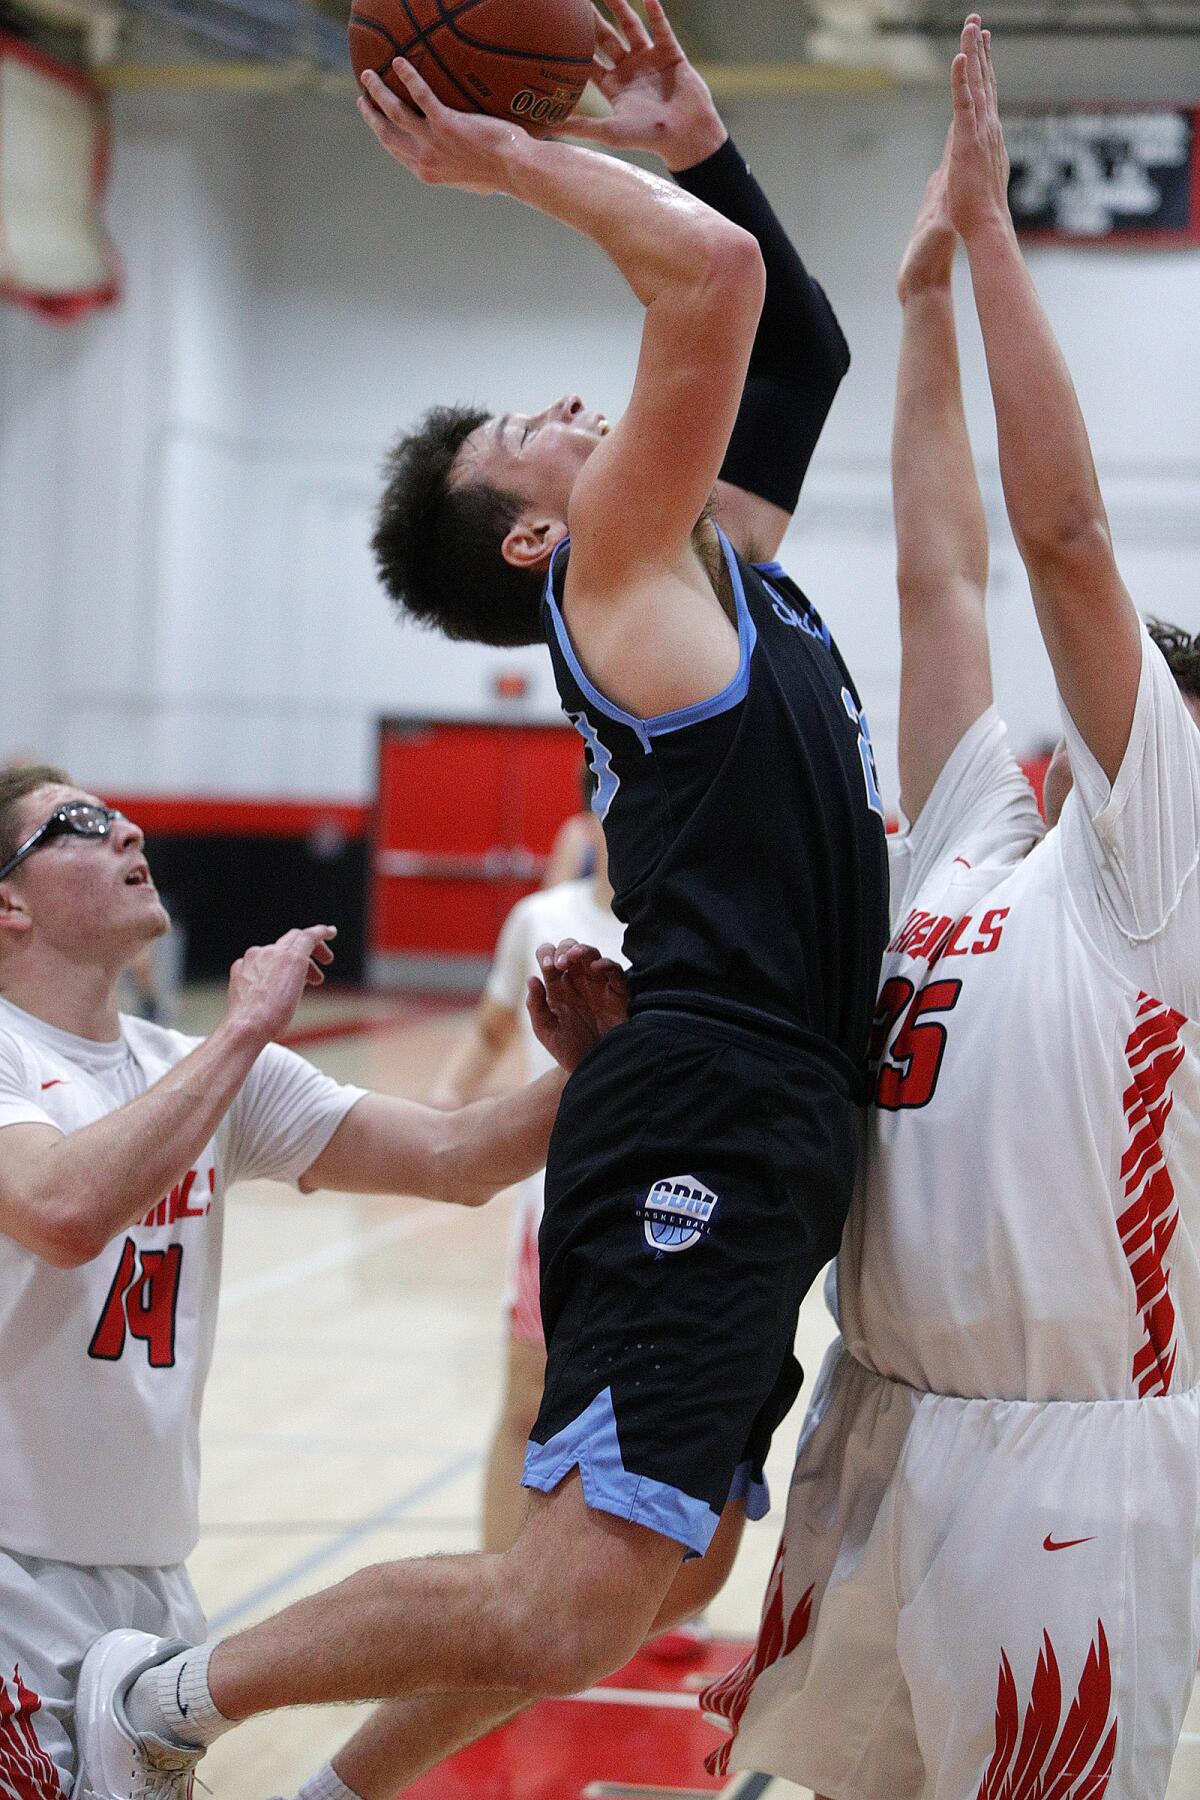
[370,719,586,989]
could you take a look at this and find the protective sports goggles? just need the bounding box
[0,803,125,884]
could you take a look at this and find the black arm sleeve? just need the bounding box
[675,135,850,515]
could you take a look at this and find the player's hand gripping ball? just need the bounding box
[348,0,595,131]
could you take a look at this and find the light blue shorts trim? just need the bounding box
[522,1386,770,1559]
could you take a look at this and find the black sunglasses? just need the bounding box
[0,803,126,884]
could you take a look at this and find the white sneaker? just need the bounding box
[73,1631,205,1800]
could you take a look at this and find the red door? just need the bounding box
[370,720,585,985]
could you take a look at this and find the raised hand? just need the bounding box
[526,938,630,1072]
[225,926,337,1047]
[897,130,957,303]
[357,59,522,194]
[565,0,725,173]
[948,16,1012,242]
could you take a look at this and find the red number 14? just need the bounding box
[88,1237,184,1368]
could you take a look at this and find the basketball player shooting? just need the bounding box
[705,21,1200,1798]
[73,6,890,1799]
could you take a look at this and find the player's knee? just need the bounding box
[520,1601,643,1697]
[498,1561,645,1695]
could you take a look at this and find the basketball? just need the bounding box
[348,0,596,132]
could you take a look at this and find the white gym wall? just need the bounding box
[1,37,1197,810]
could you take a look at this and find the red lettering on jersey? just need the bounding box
[973,907,1010,954]
[909,914,952,959]
[170,1169,205,1223]
[891,905,1011,967]
[938,916,974,961]
[139,1166,211,1231]
[890,909,930,955]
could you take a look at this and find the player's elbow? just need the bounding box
[424,1111,496,1208]
[1015,502,1113,580]
[699,224,765,309]
[24,1193,108,1268]
[896,567,988,622]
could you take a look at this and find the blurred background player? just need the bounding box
[540,762,602,890]
[429,769,623,1554]
[705,21,1200,1798]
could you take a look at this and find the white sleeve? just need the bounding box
[888,707,1045,923]
[484,899,533,1012]
[0,1033,59,1134]
[222,1042,366,1187]
[1058,622,1200,975]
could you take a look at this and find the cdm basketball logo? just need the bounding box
[639,1175,719,1255]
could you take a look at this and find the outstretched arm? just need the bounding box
[948,16,1142,782]
[0,926,336,1266]
[893,143,993,822]
[360,59,762,591]
[302,945,629,1207]
[570,0,849,561]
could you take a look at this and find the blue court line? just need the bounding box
[206,1448,482,1634]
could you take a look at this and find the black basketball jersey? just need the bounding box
[542,526,890,1087]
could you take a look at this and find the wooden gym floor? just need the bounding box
[178,989,1200,1800]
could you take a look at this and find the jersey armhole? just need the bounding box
[544,528,758,752]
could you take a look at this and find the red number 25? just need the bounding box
[870,977,962,1110]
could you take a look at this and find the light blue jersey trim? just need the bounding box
[753,560,788,581]
[729,1460,770,1523]
[544,527,758,753]
[522,1386,722,1557]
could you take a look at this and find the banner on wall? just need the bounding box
[0,34,121,321]
[1006,107,1200,245]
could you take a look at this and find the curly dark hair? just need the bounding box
[1147,619,1200,703]
[0,763,72,868]
[372,404,547,649]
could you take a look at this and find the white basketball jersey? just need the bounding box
[0,1001,363,1565]
[486,878,627,1083]
[839,626,1200,1402]
[487,877,627,1295]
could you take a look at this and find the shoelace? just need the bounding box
[130,1766,210,1800]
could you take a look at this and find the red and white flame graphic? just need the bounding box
[975,1622,1117,1800]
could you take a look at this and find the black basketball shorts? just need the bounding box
[522,1010,861,1557]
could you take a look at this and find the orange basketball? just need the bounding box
[348,0,596,132]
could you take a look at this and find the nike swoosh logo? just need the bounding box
[41,1079,65,1091]
[176,1663,189,1718]
[1043,1534,1096,1552]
